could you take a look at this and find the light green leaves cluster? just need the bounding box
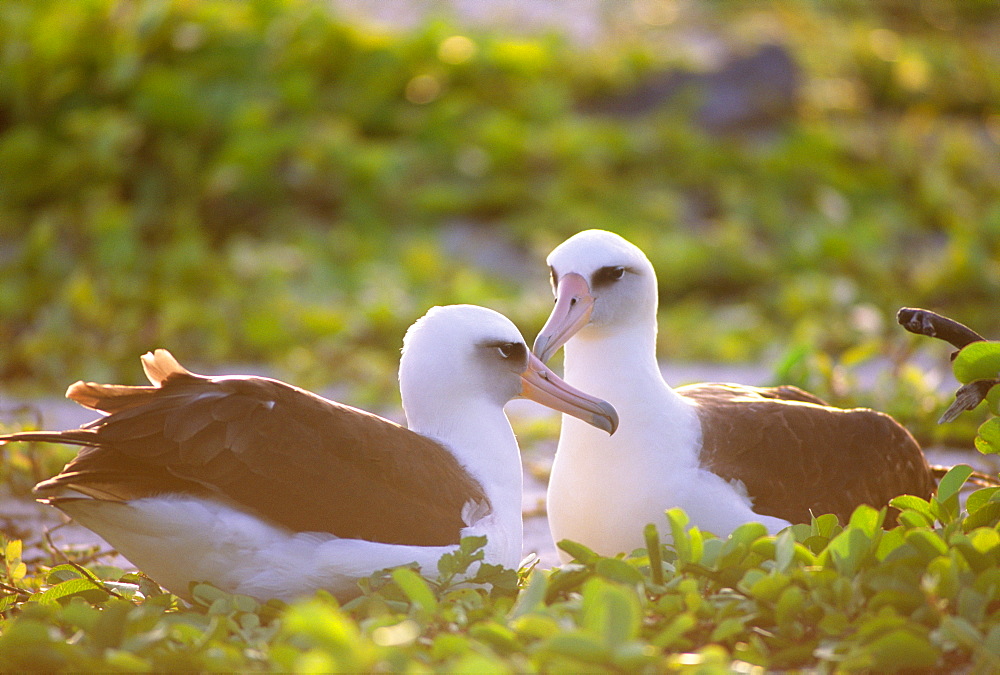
[2,465,1000,673]
[952,341,1000,457]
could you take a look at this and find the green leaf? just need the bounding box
[468,622,519,654]
[652,612,697,649]
[191,583,232,608]
[710,616,751,643]
[775,586,806,627]
[975,418,1000,456]
[964,501,1000,530]
[874,526,906,561]
[953,341,1000,384]
[847,504,884,535]
[4,540,22,562]
[537,631,609,664]
[987,384,1000,416]
[936,464,974,501]
[748,573,790,603]
[391,568,438,614]
[890,495,934,525]
[32,578,109,606]
[581,578,641,647]
[644,523,664,585]
[510,614,561,641]
[0,594,17,613]
[811,513,841,539]
[666,508,692,563]
[46,565,85,584]
[844,628,940,671]
[824,527,870,576]
[556,540,599,565]
[774,529,796,572]
[940,615,984,650]
[905,529,948,558]
[594,558,644,586]
[965,486,1000,514]
[509,570,546,619]
[718,521,767,567]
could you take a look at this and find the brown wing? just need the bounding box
[677,383,934,524]
[17,351,487,547]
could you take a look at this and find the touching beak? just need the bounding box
[519,352,618,435]
[532,272,594,363]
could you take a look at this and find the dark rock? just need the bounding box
[582,43,800,134]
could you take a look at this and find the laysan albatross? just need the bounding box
[533,230,933,558]
[1,305,618,601]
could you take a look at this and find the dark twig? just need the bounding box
[896,308,986,353]
[897,308,996,423]
[929,465,1000,488]
[0,581,30,598]
[938,380,1000,424]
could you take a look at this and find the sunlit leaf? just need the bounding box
[594,558,643,586]
[666,508,691,563]
[953,342,1000,384]
[509,570,546,619]
[557,540,599,565]
[824,527,870,576]
[581,578,641,647]
[975,418,1000,455]
[390,568,437,614]
[937,464,974,501]
[644,523,664,585]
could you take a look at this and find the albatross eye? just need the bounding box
[497,342,517,359]
[593,265,627,287]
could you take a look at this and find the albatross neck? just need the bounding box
[406,401,524,533]
[562,322,670,402]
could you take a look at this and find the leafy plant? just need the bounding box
[2,1,1000,671]
[950,341,1000,457]
[3,472,1000,672]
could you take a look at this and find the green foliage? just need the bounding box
[3,481,1000,671]
[0,0,998,423]
[951,341,1000,456]
[1,2,999,669]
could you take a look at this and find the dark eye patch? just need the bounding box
[592,265,628,288]
[482,340,528,367]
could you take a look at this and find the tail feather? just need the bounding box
[67,381,159,413]
[0,429,99,447]
[66,349,199,414]
[141,349,195,387]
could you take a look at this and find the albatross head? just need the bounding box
[534,230,657,362]
[401,305,618,434]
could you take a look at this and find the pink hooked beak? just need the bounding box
[519,351,617,434]
[532,272,595,363]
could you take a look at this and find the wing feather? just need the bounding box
[679,383,934,525]
[24,351,487,546]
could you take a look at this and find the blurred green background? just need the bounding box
[1,0,998,444]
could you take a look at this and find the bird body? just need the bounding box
[536,230,933,558]
[4,305,618,600]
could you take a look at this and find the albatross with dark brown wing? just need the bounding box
[533,230,935,559]
[2,305,618,601]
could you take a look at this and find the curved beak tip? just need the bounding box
[596,402,620,435]
[533,335,553,363]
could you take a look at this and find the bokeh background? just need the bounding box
[1,0,998,450]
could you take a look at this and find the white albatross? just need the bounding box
[533,230,933,559]
[1,305,617,601]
